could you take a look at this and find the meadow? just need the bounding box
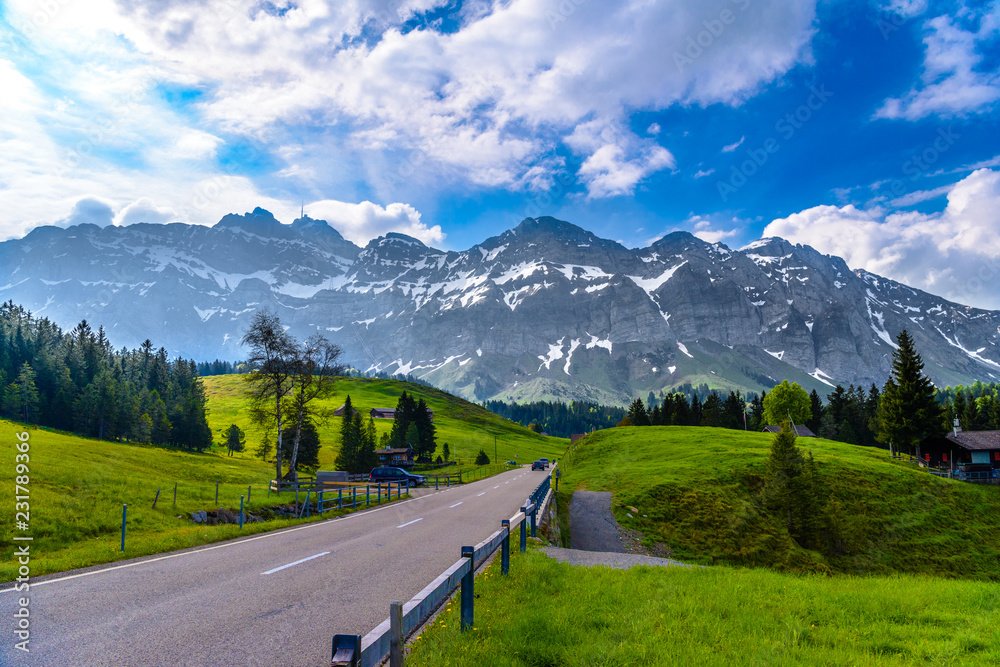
[406,546,1000,666]
[406,425,1000,665]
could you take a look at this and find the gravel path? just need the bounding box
[570,490,628,552]
[541,547,691,569]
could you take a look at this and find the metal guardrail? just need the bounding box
[316,482,410,514]
[331,467,556,667]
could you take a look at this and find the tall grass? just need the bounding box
[407,548,1000,666]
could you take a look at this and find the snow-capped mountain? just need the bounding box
[3,209,999,403]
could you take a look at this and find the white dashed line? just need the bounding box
[494,485,500,489]
[397,518,423,528]
[261,551,329,575]
[477,492,485,497]
[450,502,463,508]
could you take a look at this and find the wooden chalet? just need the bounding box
[761,424,816,437]
[376,446,415,467]
[334,404,348,417]
[370,407,434,420]
[921,428,1000,484]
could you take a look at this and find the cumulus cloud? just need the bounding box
[876,5,1000,120]
[688,216,741,244]
[57,198,115,228]
[307,200,444,247]
[115,197,179,225]
[722,137,745,152]
[762,168,1000,309]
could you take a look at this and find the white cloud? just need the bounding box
[306,200,444,247]
[115,197,179,226]
[689,216,741,244]
[722,136,745,152]
[762,168,1000,309]
[877,6,1000,120]
[693,168,715,178]
[56,197,116,228]
[567,120,675,198]
[646,123,661,135]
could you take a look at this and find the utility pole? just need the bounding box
[494,434,497,464]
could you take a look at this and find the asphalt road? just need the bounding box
[0,467,546,667]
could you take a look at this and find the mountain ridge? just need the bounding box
[2,210,998,404]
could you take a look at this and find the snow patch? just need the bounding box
[809,369,836,387]
[677,342,694,358]
[585,334,613,354]
[764,349,785,361]
[627,261,687,293]
[537,338,566,371]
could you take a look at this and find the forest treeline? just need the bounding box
[0,301,212,449]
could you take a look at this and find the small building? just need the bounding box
[370,407,434,420]
[570,433,587,444]
[921,429,1000,484]
[376,446,414,467]
[761,425,816,437]
[334,405,348,417]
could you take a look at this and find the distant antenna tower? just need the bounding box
[300,199,304,219]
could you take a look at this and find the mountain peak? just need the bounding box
[511,216,593,240]
[214,207,282,233]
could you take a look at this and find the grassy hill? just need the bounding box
[0,377,566,581]
[558,426,1000,579]
[202,375,567,470]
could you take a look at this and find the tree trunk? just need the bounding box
[289,402,305,477]
[275,394,283,482]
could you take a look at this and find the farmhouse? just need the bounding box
[921,429,1000,484]
[761,424,816,437]
[376,446,414,467]
[370,407,435,420]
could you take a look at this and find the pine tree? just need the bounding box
[806,389,823,434]
[875,330,944,455]
[475,449,490,465]
[336,396,359,473]
[224,424,246,457]
[442,442,450,461]
[627,398,651,426]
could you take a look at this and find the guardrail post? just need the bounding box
[501,519,510,575]
[352,487,357,508]
[304,490,311,518]
[531,505,537,538]
[319,491,324,513]
[519,507,527,553]
[331,634,361,667]
[435,476,439,490]
[389,600,404,667]
[366,484,370,506]
[338,488,343,509]
[239,495,244,529]
[377,482,382,504]
[461,546,474,631]
[120,504,127,551]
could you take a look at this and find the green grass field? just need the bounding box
[555,426,1000,579]
[406,425,1000,666]
[406,546,1000,667]
[202,375,567,471]
[0,376,565,581]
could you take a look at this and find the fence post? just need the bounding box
[460,546,474,631]
[519,508,527,553]
[215,481,219,505]
[304,490,311,518]
[389,600,404,667]
[120,504,127,551]
[152,489,160,509]
[435,476,439,491]
[378,482,382,504]
[501,519,510,575]
[173,481,177,508]
[248,485,252,505]
[352,487,357,509]
[319,491,324,514]
[239,495,244,529]
[338,489,343,510]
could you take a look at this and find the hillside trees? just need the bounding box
[224,424,246,456]
[0,300,211,449]
[764,422,826,548]
[875,330,943,455]
[334,395,377,473]
[763,380,811,426]
[389,391,437,460]
[286,333,344,476]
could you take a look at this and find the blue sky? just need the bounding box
[1,0,999,308]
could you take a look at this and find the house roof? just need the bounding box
[376,447,412,455]
[761,425,816,437]
[945,430,1000,451]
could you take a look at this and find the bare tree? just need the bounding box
[241,310,297,482]
[287,334,344,476]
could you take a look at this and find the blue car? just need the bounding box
[369,467,425,486]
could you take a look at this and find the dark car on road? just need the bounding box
[531,460,545,471]
[369,467,426,486]
[539,458,549,468]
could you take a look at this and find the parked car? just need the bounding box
[531,460,545,471]
[506,460,518,466]
[369,467,426,486]
[539,458,549,468]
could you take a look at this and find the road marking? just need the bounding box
[504,481,510,484]
[477,492,486,497]
[0,492,436,593]
[494,485,500,489]
[450,502,463,508]
[261,551,329,575]
[397,518,424,528]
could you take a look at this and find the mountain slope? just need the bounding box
[2,212,998,403]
